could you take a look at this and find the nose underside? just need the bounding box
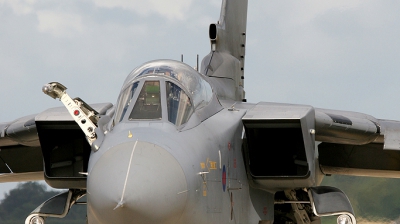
[87,141,188,224]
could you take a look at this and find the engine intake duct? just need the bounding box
[242,102,317,191]
[35,103,112,189]
[36,120,90,189]
[244,119,308,177]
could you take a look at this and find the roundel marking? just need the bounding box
[222,165,226,192]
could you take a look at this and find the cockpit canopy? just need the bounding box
[114,60,213,127]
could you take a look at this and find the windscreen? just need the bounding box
[114,82,139,124]
[129,81,162,120]
[166,81,193,126]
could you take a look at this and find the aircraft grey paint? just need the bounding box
[1,0,400,223]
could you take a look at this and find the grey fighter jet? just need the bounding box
[0,0,399,223]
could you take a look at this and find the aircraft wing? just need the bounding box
[316,110,400,177]
[0,103,113,183]
[0,114,43,182]
[314,107,400,177]
[242,102,400,179]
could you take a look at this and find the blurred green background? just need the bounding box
[321,175,400,224]
[1,176,400,223]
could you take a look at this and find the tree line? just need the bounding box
[1,178,400,223]
[0,182,86,224]
[321,175,400,223]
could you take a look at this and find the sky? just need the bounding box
[0,0,399,202]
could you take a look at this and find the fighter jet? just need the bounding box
[1,0,399,223]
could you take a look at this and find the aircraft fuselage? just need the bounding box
[86,101,272,223]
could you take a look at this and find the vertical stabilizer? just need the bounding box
[201,0,248,101]
[216,0,248,61]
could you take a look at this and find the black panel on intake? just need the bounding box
[244,120,309,177]
[36,121,90,189]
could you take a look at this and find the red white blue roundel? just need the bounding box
[222,165,226,192]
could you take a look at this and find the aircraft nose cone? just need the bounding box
[87,141,188,224]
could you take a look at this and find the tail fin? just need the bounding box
[201,0,248,102]
[215,0,248,60]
